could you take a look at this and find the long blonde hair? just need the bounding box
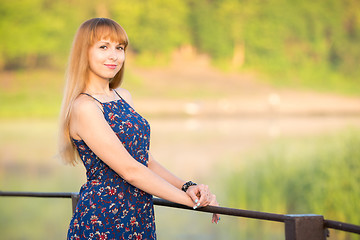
[59,18,129,165]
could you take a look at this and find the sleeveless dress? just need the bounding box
[67,90,156,240]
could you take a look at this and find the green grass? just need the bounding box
[253,61,360,96]
[226,128,360,240]
[1,60,360,119]
[0,70,64,118]
[0,69,147,118]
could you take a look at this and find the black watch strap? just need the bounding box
[181,181,197,192]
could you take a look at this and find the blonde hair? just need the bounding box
[59,18,129,165]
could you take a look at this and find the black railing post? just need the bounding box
[70,193,79,214]
[285,214,327,240]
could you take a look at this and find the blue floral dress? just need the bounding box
[67,91,156,240]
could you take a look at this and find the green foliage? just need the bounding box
[186,0,235,59]
[111,0,190,54]
[0,0,75,68]
[226,128,360,239]
[0,0,359,93]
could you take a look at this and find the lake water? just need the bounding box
[1,115,359,239]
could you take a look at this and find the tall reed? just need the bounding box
[227,128,360,240]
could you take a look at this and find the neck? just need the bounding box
[86,73,112,96]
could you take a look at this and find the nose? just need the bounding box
[108,49,119,61]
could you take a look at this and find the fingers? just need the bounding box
[212,213,221,224]
[197,184,211,207]
[186,185,200,209]
[186,186,199,202]
[185,184,221,223]
[209,195,221,224]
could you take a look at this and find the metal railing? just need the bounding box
[1,191,360,240]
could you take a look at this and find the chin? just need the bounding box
[105,74,117,79]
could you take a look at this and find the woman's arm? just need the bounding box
[70,96,195,208]
[148,152,220,223]
[148,154,214,206]
[148,153,186,189]
[111,88,220,223]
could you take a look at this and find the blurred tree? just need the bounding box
[111,0,190,55]
[187,0,235,59]
[0,0,359,89]
[0,0,67,69]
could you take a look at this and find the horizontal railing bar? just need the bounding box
[153,198,287,222]
[1,190,360,235]
[0,191,74,198]
[324,219,360,234]
[0,191,287,222]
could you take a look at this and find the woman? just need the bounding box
[59,18,219,240]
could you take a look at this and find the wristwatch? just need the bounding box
[181,181,197,192]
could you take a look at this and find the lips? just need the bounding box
[104,64,117,70]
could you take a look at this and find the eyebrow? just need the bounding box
[98,41,124,46]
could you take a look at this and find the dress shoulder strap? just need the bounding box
[80,93,103,104]
[80,93,104,113]
[113,89,124,100]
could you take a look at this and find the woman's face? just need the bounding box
[88,38,125,81]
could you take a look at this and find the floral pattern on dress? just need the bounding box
[67,94,156,240]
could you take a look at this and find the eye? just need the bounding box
[99,45,107,49]
[116,46,124,51]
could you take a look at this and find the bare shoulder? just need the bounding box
[70,95,104,139]
[72,94,101,117]
[115,87,135,107]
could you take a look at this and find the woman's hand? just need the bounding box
[209,194,220,224]
[186,184,210,208]
[186,184,220,224]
